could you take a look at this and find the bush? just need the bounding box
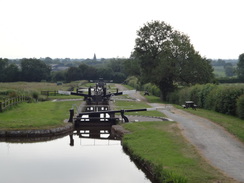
[236,94,244,119]
[167,90,180,104]
[142,83,161,97]
[206,86,244,115]
[32,91,39,102]
[174,84,244,118]
[126,76,141,90]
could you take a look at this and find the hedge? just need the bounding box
[169,84,244,118]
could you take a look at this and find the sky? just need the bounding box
[0,0,243,60]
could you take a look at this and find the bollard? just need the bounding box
[68,109,74,122]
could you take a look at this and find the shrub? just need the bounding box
[32,91,39,102]
[173,84,244,118]
[167,90,180,104]
[142,83,161,97]
[126,76,141,90]
[212,86,244,115]
[236,94,244,119]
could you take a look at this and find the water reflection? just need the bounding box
[70,124,116,146]
[0,125,151,183]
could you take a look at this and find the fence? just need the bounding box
[0,96,26,112]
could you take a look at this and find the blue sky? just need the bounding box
[0,0,243,59]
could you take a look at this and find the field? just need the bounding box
[0,81,87,101]
[212,66,226,77]
[0,81,84,129]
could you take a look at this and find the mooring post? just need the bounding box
[120,110,129,123]
[68,108,74,122]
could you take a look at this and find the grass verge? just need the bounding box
[0,100,81,130]
[122,121,234,183]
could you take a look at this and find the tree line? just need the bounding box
[0,57,139,83]
[0,58,51,82]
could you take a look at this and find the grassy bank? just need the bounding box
[0,100,81,130]
[122,121,234,183]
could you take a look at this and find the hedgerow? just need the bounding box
[169,84,244,118]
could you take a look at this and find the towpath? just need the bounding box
[115,84,244,183]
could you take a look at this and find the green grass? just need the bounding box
[122,121,233,183]
[0,100,81,130]
[143,93,163,103]
[213,66,226,77]
[114,100,166,117]
[175,105,244,143]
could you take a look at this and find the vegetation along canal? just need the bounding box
[0,128,151,183]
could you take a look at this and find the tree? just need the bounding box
[133,20,214,100]
[5,64,20,82]
[123,57,141,77]
[237,53,244,81]
[0,58,20,82]
[97,67,114,80]
[0,58,9,82]
[51,70,66,82]
[224,63,235,77]
[66,67,81,82]
[20,58,51,81]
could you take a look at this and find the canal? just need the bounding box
[0,127,151,183]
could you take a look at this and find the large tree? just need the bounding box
[0,58,9,82]
[20,58,51,81]
[0,58,20,82]
[133,20,214,100]
[237,53,244,81]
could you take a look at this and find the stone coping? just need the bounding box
[0,122,74,138]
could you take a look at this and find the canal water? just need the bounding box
[0,129,151,183]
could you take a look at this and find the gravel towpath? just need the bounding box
[115,84,244,182]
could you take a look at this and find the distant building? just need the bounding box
[93,53,97,61]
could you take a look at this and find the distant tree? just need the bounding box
[20,58,51,82]
[212,59,226,66]
[97,67,114,80]
[224,63,235,77]
[106,59,125,73]
[43,57,53,64]
[66,67,81,82]
[0,58,9,82]
[5,64,20,82]
[112,72,126,83]
[133,20,214,100]
[237,53,244,81]
[51,70,66,82]
[78,63,89,78]
[85,66,98,80]
[0,58,20,82]
[123,58,141,77]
